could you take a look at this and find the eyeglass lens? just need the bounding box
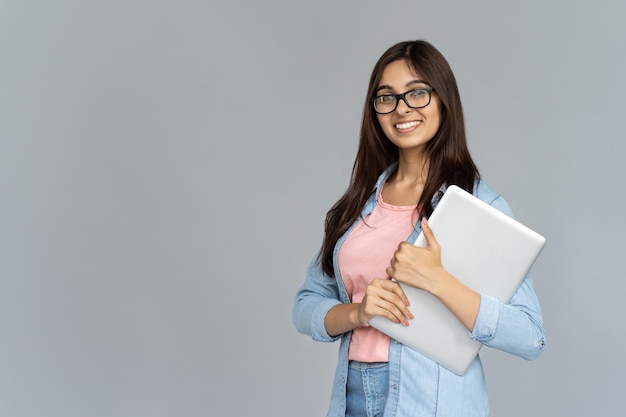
[373,89,431,114]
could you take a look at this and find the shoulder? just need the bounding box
[473,180,514,218]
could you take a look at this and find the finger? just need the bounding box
[368,281,414,321]
[367,296,412,326]
[378,301,412,326]
[386,263,419,289]
[421,217,440,251]
[385,256,398,272]
[388,242,412,268]
[385,265,404,285]
[373,278,410,306]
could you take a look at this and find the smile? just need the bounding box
[395,121,420,129]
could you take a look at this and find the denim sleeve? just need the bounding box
[470,273,546,360]
[292,254,343,343]
[469,189,546,360]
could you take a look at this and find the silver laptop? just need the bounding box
[369,185,546,375]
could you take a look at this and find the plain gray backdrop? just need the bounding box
[1,1,625,416]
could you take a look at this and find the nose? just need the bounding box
[395,97,412,114]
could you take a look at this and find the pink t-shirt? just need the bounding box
[338,192,418,362]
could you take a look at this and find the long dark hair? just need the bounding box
[319,40,480,278]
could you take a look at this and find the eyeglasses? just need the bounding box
[371,88,434,114]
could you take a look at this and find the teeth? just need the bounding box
[396,121,419,129]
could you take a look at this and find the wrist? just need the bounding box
[351,302,366,328]
[429,268,457,298]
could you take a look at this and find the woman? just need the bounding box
[292,40,545,417]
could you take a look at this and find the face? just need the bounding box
[374,59,442,155]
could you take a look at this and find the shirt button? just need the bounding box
[393,384,398,390]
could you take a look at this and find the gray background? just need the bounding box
[1,1,625,416]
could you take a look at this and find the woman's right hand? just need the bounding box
[324,279,413,337]
[357,278,413,327]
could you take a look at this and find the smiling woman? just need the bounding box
[292,39,546,417]
[374,60,442,175]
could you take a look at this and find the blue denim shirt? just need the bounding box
[292,165,546,417]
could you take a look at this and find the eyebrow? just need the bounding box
[375,79,429,94]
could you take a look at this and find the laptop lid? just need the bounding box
[369,185,546,375]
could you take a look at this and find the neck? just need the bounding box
[394,150,429,186]
[381,151,430,206]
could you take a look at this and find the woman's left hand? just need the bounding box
[386,217,481,331]
[386,217,447,294]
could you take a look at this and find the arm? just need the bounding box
[293,254,413,340]
[471,274,546,360]
[324,279,413,337]
[292,254,343,342]
[471,190,546,359]
[387,212,546,360]
[386,218,481,331]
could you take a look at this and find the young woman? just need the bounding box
[292,40,545,417]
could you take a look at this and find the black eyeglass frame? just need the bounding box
[371,87,435,114]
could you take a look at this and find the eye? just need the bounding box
[377,95,396,104]
[407,89,428,99]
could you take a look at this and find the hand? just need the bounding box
[386,217,447,294]
[357,278,413,327]
[386,217,481,331]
